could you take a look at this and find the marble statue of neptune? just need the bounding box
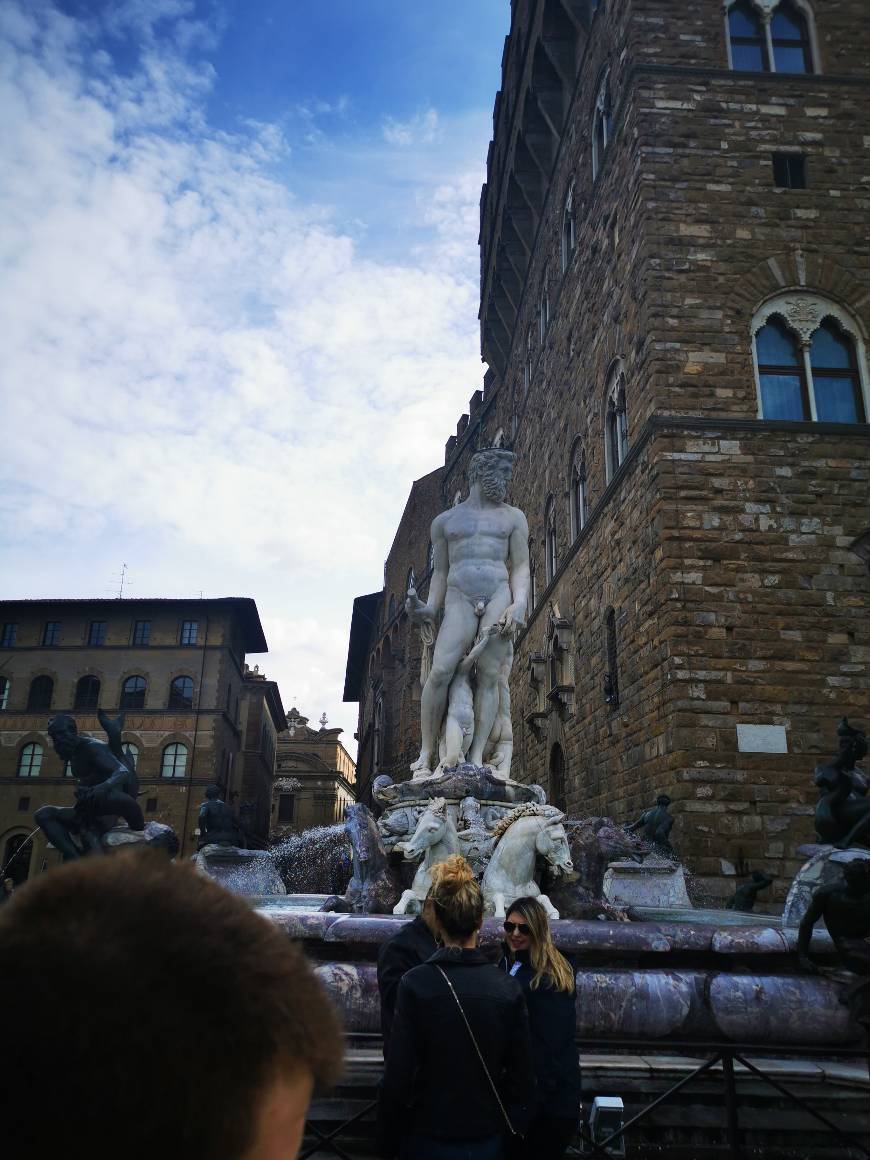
[406,448,529,779]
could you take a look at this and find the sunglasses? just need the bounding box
[502,921,530,935]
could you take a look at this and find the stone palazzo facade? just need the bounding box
[346,0,870,904]
[0,596,281,879]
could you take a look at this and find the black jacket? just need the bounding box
[499,949,581,1120]
[378,947,534,1154]
[377,916,439,1051]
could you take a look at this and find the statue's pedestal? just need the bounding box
[782,845,868,927]
[192,845,286,895]
[603,856,692,909]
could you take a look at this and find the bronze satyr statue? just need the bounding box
[198,785,243,849]
[35,713,144,860]
[797,857,870,1032]
[814,718,869,849]
[726,870,773,912]
[627,793,675,855]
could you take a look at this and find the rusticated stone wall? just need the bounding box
[347,0,870,904]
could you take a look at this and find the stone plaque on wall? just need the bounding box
[736,724,788,754]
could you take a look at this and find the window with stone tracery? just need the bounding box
[561,185,575,274]
[544,497,557,585]
[726,1,816,74]
[751,294,868,423]
[604,363,629,483]
[592,69,613,181]
[569,441,587,542]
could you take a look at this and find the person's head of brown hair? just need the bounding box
[427,854,483,940]
[0,854,342,1159]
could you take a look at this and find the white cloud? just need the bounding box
[0,2,487,750]
[382,106,441,147]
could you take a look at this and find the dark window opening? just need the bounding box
[42,621,61,647]
[549,744,567,813]
[74,675,101,711]
[729,1,767,71]
[145,797,158,813]
[27,675,54,712]
[88,621,107,646]
[3,834,33,886]
[772,153,806,189]
[1,623,18,648]
[120,675,146,710]
[605,608,619,708]
[278,793,295,823]
[133,620,151,646]
[180,620,199,646]
[168,675,194,710]
[17,796,30,812]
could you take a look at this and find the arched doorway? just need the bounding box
[3,833,34,887]
[549,743,567,812]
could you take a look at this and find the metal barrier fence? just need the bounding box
[302,1037,870,1160]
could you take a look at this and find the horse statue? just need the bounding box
[482,804,574,919]
[393,797,460,915]
[322,803,401,914]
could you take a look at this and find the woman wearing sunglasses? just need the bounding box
[501,898,581,1159]
[378,856,534,1159]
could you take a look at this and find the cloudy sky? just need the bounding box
[0,0,510,748]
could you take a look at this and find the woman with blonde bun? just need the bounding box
[500,896,581,1159]
[378,855,533,1160]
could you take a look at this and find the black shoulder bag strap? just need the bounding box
[433,964,519,1138]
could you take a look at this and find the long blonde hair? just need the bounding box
[427,855,483,939]
[505,896,574,993]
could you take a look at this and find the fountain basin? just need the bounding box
[256,906,858,1047]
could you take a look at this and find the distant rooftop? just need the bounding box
[0,595,269,653]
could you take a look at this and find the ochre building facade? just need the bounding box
[0,597,280,880]
[271,708,357,840]
[347,0,870,904]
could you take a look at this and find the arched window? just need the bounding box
[122,742,139,771]
[161,742,188,779]
[120,675,146,710]
[18,742,43,777]
[3,834,33,886]
[727,1,767,70]
[74,675,100,711]
[561,185,575,273]
[549,743,567,812]
[544,497,557,585]
[528,541,538,613]
[26,675,53,712]
[168,675,194,710]
[592,69,613,180]
[539,275,549,344]
[752,296,868,423]
[727,1,815,74]
[569,445,588,541]
[771,2,812,73]
[604,364,629,482]
[0,676,8,710]
[604,608,619,708]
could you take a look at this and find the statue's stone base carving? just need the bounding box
[376,764,542,807]
[98,820,179,857]
[192,845,286,895]
[783,844,869,928]
[603,856,692,909]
